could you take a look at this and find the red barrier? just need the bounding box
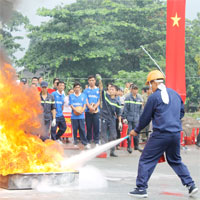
[191,128,196,144]
[158,154,165,163]
[120,124,128,147]
[61,112,80,138]
[120,124,136,148]
[196,128,199,137]
[96,152,107,158]
[180,131,185,147]
[131,136,134,148]
[184,136,193,145]
[61,112,73,138]
[184,128,199,145]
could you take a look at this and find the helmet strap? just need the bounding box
[154,80,163,83]
[149,82,152,90]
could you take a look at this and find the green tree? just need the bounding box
[112,70,148,90]
[185,14,200,111]
[21,0,166,78]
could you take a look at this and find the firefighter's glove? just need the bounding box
[52,119,56,127]
[118,122,123,131]
[123,119,128,124]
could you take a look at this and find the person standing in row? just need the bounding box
[51,81,67,141]
[84,75,100,146]
[52,78,60,91]
[129,70,198,198]
[63,88,74,113]
[69,82,90,149]
[97,75,122,157]
[40,81,56,141]
[31,77,39,87]
[123,84,143,153]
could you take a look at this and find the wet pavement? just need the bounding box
[0,144,200,200]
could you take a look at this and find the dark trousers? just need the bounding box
[136,132,194,190]
[116,118,121,139]
[71,119,88,145]
[128,121,139,149]
[85,112,100,144]
[101,118,117,153]
[51,116,67,140]
[41,120,51,141]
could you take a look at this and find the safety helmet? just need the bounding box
[145,70,165,85]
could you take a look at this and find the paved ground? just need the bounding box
[0,144,200,200]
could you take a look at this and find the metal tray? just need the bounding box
[0,171,79,190]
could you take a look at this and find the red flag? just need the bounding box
[165,0,186,103]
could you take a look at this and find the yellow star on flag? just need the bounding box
[171,12,181,27]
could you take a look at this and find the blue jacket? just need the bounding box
[135,88,184,134]
[123,93,143,123]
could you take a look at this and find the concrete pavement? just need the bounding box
[0,144,199,200]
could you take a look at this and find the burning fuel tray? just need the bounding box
[0,171,79,190]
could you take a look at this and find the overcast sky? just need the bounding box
[14,0,200,59]
[15,0,200,25]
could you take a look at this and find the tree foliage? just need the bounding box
[112,70,148,90]
[21,0,166,78]
[185,14,200,111]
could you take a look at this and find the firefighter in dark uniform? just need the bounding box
[123,84,143,153]
[40,81,56,141]
[128,70,198,198]
[97,75,122,157]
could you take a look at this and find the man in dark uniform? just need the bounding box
[40,81,56,141]
[129,70,198,198]
[123,84,143,153]
[97,75,122,157]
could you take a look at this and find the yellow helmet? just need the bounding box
[145,70,165,85]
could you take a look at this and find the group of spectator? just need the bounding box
[19,75,152,157]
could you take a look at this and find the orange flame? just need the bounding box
[0,61,67,176]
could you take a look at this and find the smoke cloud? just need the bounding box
[0,0,19,24]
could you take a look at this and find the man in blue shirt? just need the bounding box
[129,70,198,198]
[51,81,67,141]
[69,82,90,149]
[84,75,100,145]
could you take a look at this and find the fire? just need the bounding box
[0,60,67,176]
